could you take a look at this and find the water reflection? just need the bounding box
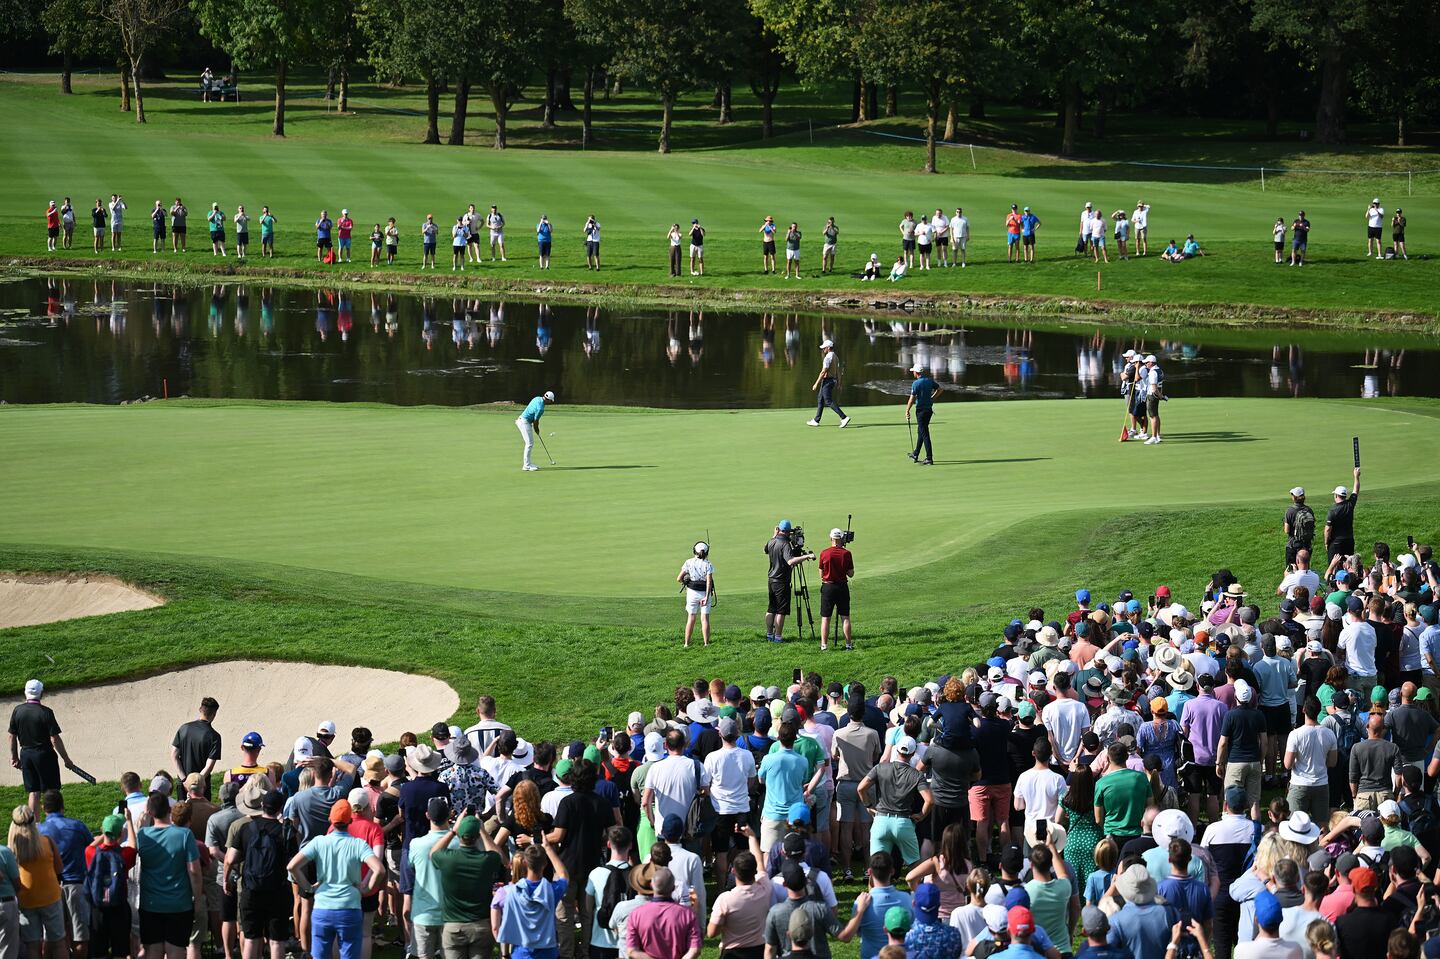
[0,278,1431,408]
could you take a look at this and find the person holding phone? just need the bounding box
[677,542,716,649]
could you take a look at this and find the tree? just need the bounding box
[750,0,877,121]
[747,19,784,139]
[193,0,316,135]
[42,0,110,92]
[101,0,189,122]
[1251,0,1377,143]
[562,0,612,146]
[1350,0,1440,145]
[357,0,454,143]
[462,0,542,149]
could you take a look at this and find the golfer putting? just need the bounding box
[905,362,940,464]
[516,390,555,471]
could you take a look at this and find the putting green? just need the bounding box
[2,397,1437,610]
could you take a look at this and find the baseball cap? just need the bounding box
[627,711,645,728]
[1081,905,1108,936]
[1144,354,1157,363]
[456,816,481,840]
[1307,850,1333,873]
[910,363,925,373]
[149,774,172,795]
[1290,487,1305,497]
[783,831,807,858]
[23,679,43,699]
[1017,701,1036,720]
[543,391,556,402]
[884,906,913,933]
[1379,799,1402,819]
[1253,890,1282,930]
[329,799,354,825]
[1234,679,1254,703]
[426,796,451,823]
[1123,349,1136,358]
[241,731,264,749]
[1334,485,1349,497]
[430,722,452,741]
[101,814,125,837]
[1076,589,1091,604]
[1156,585,1172,597]
[820,339,834,349]
[788,906,815,944]
[293,736,315,761]
[913,883,940,919]
[317,720,337,736]
[1347,595,1365,614]
[787,801,811,824]
[1008,906,1035,937]
[895,736,918,756]
[830,528,844,540]
[717,716,738,738]
[778,519,793,532]
[1349,866,1380,893]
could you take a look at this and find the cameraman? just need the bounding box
[819,528,855,651]
[677,541,716,649]
[764,520,814,643]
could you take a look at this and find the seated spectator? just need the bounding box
[1181,235,1206,258]
[1161,241,1183,262]
[860,255,882,281]
[887,257,907,283]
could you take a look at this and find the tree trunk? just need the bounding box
[448,77,470,145]
[424,76,440,144]
[1265,88,1280,138]
[1397,109,1406,147]
[851,79,861,123]
[924,77,939,174]
[119,61,131,112]
[943,100,956,141]
[658,92,673,154]
[1060,80,1080,156]
[61,51,73,94]
[761,93,775,139]
[339,66,349,113]
[556,70,576,111]
[969,96,985,119]
[866,83,878,121]
[542,67,557,128]
[1093,90,1106,139]
[717,81,732,124]
[131,55,146,123]
[885,84,897,117]
[1314,49,1348,144]
[325,66,336,102]
[610,76,623,97]
[273,58,287,136]
[582,67,594,146]
[491,84,508,149]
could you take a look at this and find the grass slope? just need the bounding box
[4,76,1440,316]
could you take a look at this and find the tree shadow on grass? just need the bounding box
[1162,431,1258,444]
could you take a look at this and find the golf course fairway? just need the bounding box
[4,396,1439,619]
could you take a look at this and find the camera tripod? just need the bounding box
[792,552,817,642]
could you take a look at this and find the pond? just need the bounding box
[0,277,1432,407]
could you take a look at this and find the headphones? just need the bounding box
[693,542,709,557]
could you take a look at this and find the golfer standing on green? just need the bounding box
[807,339,849,428]
[905,363,940,465]
[516,391,555,472]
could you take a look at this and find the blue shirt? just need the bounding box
[904,920,964,959]
[39,814,93,883]
[522,397,546,424]
[1108,901,1177,959]
[1422,625,1440,675]
[316,218,332,240]
[1253,656,1294,707]
[137,824,200,913]
[0,845,20,899]
[1021,214,1039,236]
[1183,240,1200,255]
[1076,945,1129,959]
[302,830,373,911]
[757,748,808,820]
[1157,875,1212,924]
[857,885,910,959]
[910,376,938,412]
[1084,869,1112,906]
[536,222,552,243]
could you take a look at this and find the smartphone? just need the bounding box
[1410,535,1417,551]
[463,804,476,818]
[599,726,613,741]
[1037,818,1049,842]
[1149,595,1157,608]
[793,668,803,684]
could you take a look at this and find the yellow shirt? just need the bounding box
[17,836,61,909]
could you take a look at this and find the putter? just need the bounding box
[537,432,556,466]
[906,415,914,450]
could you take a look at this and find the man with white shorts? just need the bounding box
[952,208,970,267]
[932,209,950,267]
[486,205,506,261]
[515,391,554,472]
[677,542,715,648]
[1365,198,1384,258]
[1132,201,1149,256]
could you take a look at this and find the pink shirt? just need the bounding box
[626,899,701,959]
[710,876,774,949]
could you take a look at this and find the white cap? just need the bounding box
[1143,354,1157,363]
[1235,679,1254,703]
[1379,799,1402,818]
[1333,486,1348,497]
[820,339,834,349]
[996,695,1013,713]
[294,736,315,761]
[1029,671,1046,686]
[23,679,43,699]
[341,208,348,215]
[829,528,844,540]
[1276,636,1293,651]
[910,363,925,373]
[149,774,172,794]
[694,541,709,556]
[317,720,337,736]
[1289,487,1305,497]
[1084,201,1093,208]
[894,735,918,756]
[1307,639,1322,652]
[750,685,768,701]
[987,666,1005,682]
[543,390,555,402]
[1373,198,1381,204]
[347,787,371,810]
[1400,553,1419,570]
[1122,349,1136,358]
[627,711,644,728]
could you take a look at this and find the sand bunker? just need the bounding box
[0,660,460,787]
[0,574,164,630]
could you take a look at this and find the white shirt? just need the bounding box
[1339,618,1378,676]
[932,214,949,237]
[667,842,707,925]
[682,558,714,594]
[704,745,755,815]
[1013,767,1067,823]
[1185,652,1221,678]
[1367,206,1384,228]
[767,862,836,908]
[1080,210,1094,232]
[1274,222,1287,243]
[1132,206,1148,229]
[915,223,931,245]
[646,754,708,826]
[1234,938,1301,959]
[1279,907,1323,959]
[541,784,572,818]
[1284,724,1337,787]
[1089,216,1105,239]
[585,222,601,241]
[487,213,504,230]
[1041,697,1091,763]
[1278,569,1320,600]
[109,199,126,226]
[953,216,970,240]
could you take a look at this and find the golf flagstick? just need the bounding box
[1353,436,1361,469]
[67,763,97,785]
[1118,401,1131,442]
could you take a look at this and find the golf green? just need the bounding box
[3,397,1436,615]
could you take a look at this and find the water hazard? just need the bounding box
[0,277,1433,407]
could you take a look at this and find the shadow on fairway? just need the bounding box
[848,423,908,429]
[929,457,1052,465]
[1164,431,1258,444]
[548,465,659,470]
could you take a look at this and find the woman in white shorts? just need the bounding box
[676,542,715,648]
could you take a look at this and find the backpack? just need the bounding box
[85,845,127,908]
[1400,792,1440,843]
[594,863,635,928]
[973,932,1009,959]
[242,820,289,889]
[1332,714,1362,759]
[1291,506,1316,546]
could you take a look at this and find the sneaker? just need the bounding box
[844,642,854,651]
[844,868,855,882]
[839,416,851,428]
[819,643,828,652]
[1135,432,1148,441]
[1151,436,1162,443]
[907,452,919,462]
[524,464,540,471]
[765,633,774,643]
[806,419,820,427]
[1144,436,1159,445]
[921,458,933,465]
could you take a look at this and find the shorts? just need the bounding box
[809,781,834,833]
[317,237,332,249]
[711,813,748,854]
[339,237,352,249]
[762,241,776,255]
[398,846,415,895]
[1394,233,1405,244]
[152,224,164,239]
[139,909,193,948]
[689,244,703,257]
[1275,241,1284,251]
[489,231,503,242]
[174,226,186,236]
[759,818,788,855]
[1093,236,1106,246]
[684,588,711,615]
[1328,538,1354,559]
[413,923,444,959]
[786,248,800,261]
[902,239,915,252]
[1260,704,1291,736]
[1023,235,1035,246]
[94,227,105,237]
[19,749,60,793]
[387,245,398,256]
[210,231,224,243]
[1223,760,1263,810]
[1292,238,1307,251]
[61,884,92,941]
[468,233,481,246]
[968,783,1012,821]
[453,244,467,253]
[1184,763,1222,795]
[835,781,872,824]
[767,580,792,616]
[537,241,551,256]
[20,900,64,943]
[1007,234,1020,245]
[236,232,248,245]
[820,582,850,618]
[1368,226,1383,240]
[586,241,600,256]
[822,244,836,255]
[1146,394,1161,418]
[424,243,436,254]
[48,225,60,238]
[221,887,238,922]
[871,814,920,866]
[936,236,949,248]
[239,889,293,942]
[441,920,493,959]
